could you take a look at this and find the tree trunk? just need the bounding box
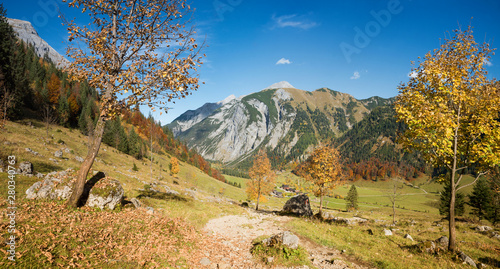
[66,113,106,208]
[393,182,396,225]
[448,105,460,252]
[449,175,456,251]
[256,180,261,211]
[319,195,324,215]
[393,201,396,225]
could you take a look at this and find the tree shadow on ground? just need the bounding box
[478,257,500,268]
[136,190,190,202]
[31,160,63,173]
[77,171,106,207]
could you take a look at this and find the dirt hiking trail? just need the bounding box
[195,208,370,269]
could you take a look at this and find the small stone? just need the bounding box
[475,226,493,232]
[435,236,449,247]
[458,251,476,268]
[200,257,211,266]
[146,207,154,214]
[17,161,34,175]
[75,156,84,163]
[404,234,413,241]
[54,150,63,158]
[130,198,142,208]
[384,229,393,236]
[267,257,274,264]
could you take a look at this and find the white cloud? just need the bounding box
[276,58,292,65]
[350,71,360,80]
[483,58,493,67]
[271,14,318,30]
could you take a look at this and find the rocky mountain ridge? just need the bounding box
[169,82,394,167]
[8,18,68,67]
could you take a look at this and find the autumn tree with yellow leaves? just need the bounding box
[169,157,180,177]
[62,0,204,208]
[247,150,275,211]
[395,27,500,251]
[302,145,344,215]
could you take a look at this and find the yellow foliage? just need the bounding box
[170,157,180,176]
[246,150,275,210]
[302,145,345,213]
[395,27,500,172]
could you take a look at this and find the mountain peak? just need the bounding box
[217,94,236,105]
[265,81,295,90]
[8,18,69,68]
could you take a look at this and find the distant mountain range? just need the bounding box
[7,18,68,67]
[168,81,394,167]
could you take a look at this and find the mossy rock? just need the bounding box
[86,177,124,210]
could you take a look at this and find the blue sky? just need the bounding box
[3,0,500,124]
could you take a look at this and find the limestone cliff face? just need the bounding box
[8,18,68,67]
[169,82,393,165]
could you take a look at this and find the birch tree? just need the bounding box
[395,27,500,251]
[62,0,204,207]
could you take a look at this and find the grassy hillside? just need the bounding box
[1,120,498,268]
[0,120,248,267]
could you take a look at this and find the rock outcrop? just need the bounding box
[26,169,76,200]
[25,169,123,210]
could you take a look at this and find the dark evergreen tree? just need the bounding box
[468,178,492,221]
[345,185,359,211]
[439,181,465,218]
[0,4,14,84]
[128,127,142,159]
[58,94,70,126]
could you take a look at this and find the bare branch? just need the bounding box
[457,171,488,191]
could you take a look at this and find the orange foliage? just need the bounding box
[47,73,61,105]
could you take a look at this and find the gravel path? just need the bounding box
[196,209,370,269]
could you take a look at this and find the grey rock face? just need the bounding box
[26,169,124,210]
[17,161,34,175]
[25,169,75,200]
[54,150,63,158]
[75,156,84,163]
[86,178,124,210]
[262,231,300,249]
[7,18,69,68]
[282,194,313,217]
